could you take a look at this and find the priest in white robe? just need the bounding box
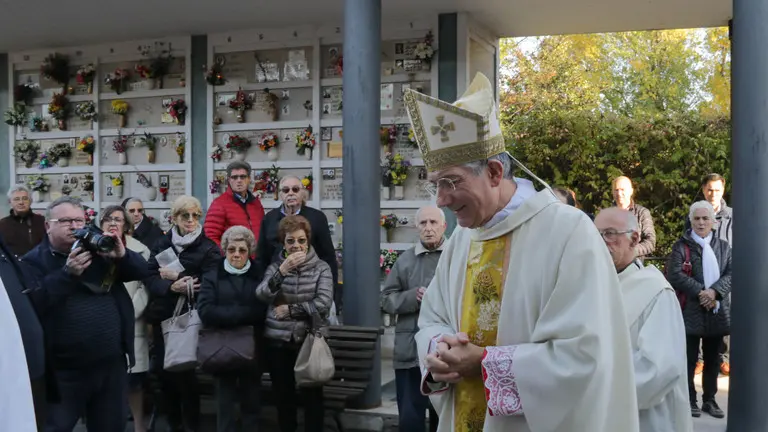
[595,207,692,432]
[0,275,38,430]
[405,72,639,432]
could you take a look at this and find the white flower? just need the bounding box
[414,42,434,60]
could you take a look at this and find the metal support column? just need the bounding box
[728,5,768,430]
[342,0,382,408]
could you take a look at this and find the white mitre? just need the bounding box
[403,72,505,172]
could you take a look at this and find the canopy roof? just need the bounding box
[1,0,731,51]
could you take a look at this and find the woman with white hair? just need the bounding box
[666,200,732,420]
[197,225,268,432]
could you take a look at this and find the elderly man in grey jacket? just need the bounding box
[381,205,446,432]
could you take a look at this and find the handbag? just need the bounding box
[294,303,335,387]
[161,281,201,372]
[197,326,256,374]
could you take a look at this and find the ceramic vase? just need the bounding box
[267,148,279,161]
[118,153,128,165]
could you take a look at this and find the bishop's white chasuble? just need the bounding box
[416,190,640,432]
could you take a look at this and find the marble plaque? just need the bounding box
[167,172,186,202]
[321,169,343,201]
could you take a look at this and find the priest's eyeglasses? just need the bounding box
[599,229,633,241]
[423,178,457,196]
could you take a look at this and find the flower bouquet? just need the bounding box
[108,174,125,199]
[414,31,436,63]
[407,126,419,148]
[174,133,186,163]
[4,104,27,127]
[302,173,313,194]
[40,53,70,92]
[210,144,223,162]
[78,135,96,165]
[266,165,280,200]
[334,209,343,225]
[258,132,279,161]
[134,64,156,90]
[48,94,69,130]
[226,135,251,160]
[111,100,129,128]
[27,175,50,202]
[113,133,130,165]
[138,132,157,163]
[205,64,226,86]
[105,69,130,94]
[14,140,40,168]
[48,142,72,167]
[209,178,223,195]
[75,101,97,127]
[380,124,397,148]
[228,89,252,123]
[30,116,45,132]
[380,249,400,275]
[76,64,96,93]
[389,153,410,196]
[14,83,34,106]
[168,99,187,125]
[84,207,97,224]
[295,126,316,158]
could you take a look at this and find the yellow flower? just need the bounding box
[301,178,310,187]
[337,216,343,225]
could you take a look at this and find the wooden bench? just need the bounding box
[147,324,383,431]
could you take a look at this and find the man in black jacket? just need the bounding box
[0,234,47,430]
[254,175,338,300]
[22,197,149,432]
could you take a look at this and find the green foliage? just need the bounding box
[504,110,731,257]
[500,28,732,257]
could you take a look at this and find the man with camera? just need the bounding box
[21,197,149,432]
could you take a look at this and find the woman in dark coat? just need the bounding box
[145,196,222,432]
[666,200,731,420]
[197,225,268,432]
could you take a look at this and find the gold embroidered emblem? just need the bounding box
[430,115,455,142]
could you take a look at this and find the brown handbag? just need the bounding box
[196,325,256,374]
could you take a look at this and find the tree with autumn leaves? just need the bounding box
[500,28,731,256]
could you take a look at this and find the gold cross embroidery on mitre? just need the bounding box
[430,115,455,143]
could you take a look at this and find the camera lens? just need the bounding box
[94,235,116,253]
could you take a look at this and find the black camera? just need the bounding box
[72,226,116,253]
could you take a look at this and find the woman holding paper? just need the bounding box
[145,196,222,432]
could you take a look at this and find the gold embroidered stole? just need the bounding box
[454,235,510,432]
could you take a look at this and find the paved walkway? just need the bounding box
[693,374,729,432]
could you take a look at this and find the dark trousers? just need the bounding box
[31,376,47,431]
[687,335,721,403]
[152,325,200,431]
[395,367,438,432]
[44,357,127,432]
[215,369,261,432]
[267,342,324,432]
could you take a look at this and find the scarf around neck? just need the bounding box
[172,225,202,251]
[691,231,719,289]
[224,258,251,275]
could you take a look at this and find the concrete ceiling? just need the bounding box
[0,0,732,52]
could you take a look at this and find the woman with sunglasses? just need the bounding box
[122,197,165,250]
[253,176,338,304]
[145,196,222,432]
[256,215,334,432]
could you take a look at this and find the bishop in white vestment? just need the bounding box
[405,73,639,432]
[596,208,692,432]
[0,276,38,430]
